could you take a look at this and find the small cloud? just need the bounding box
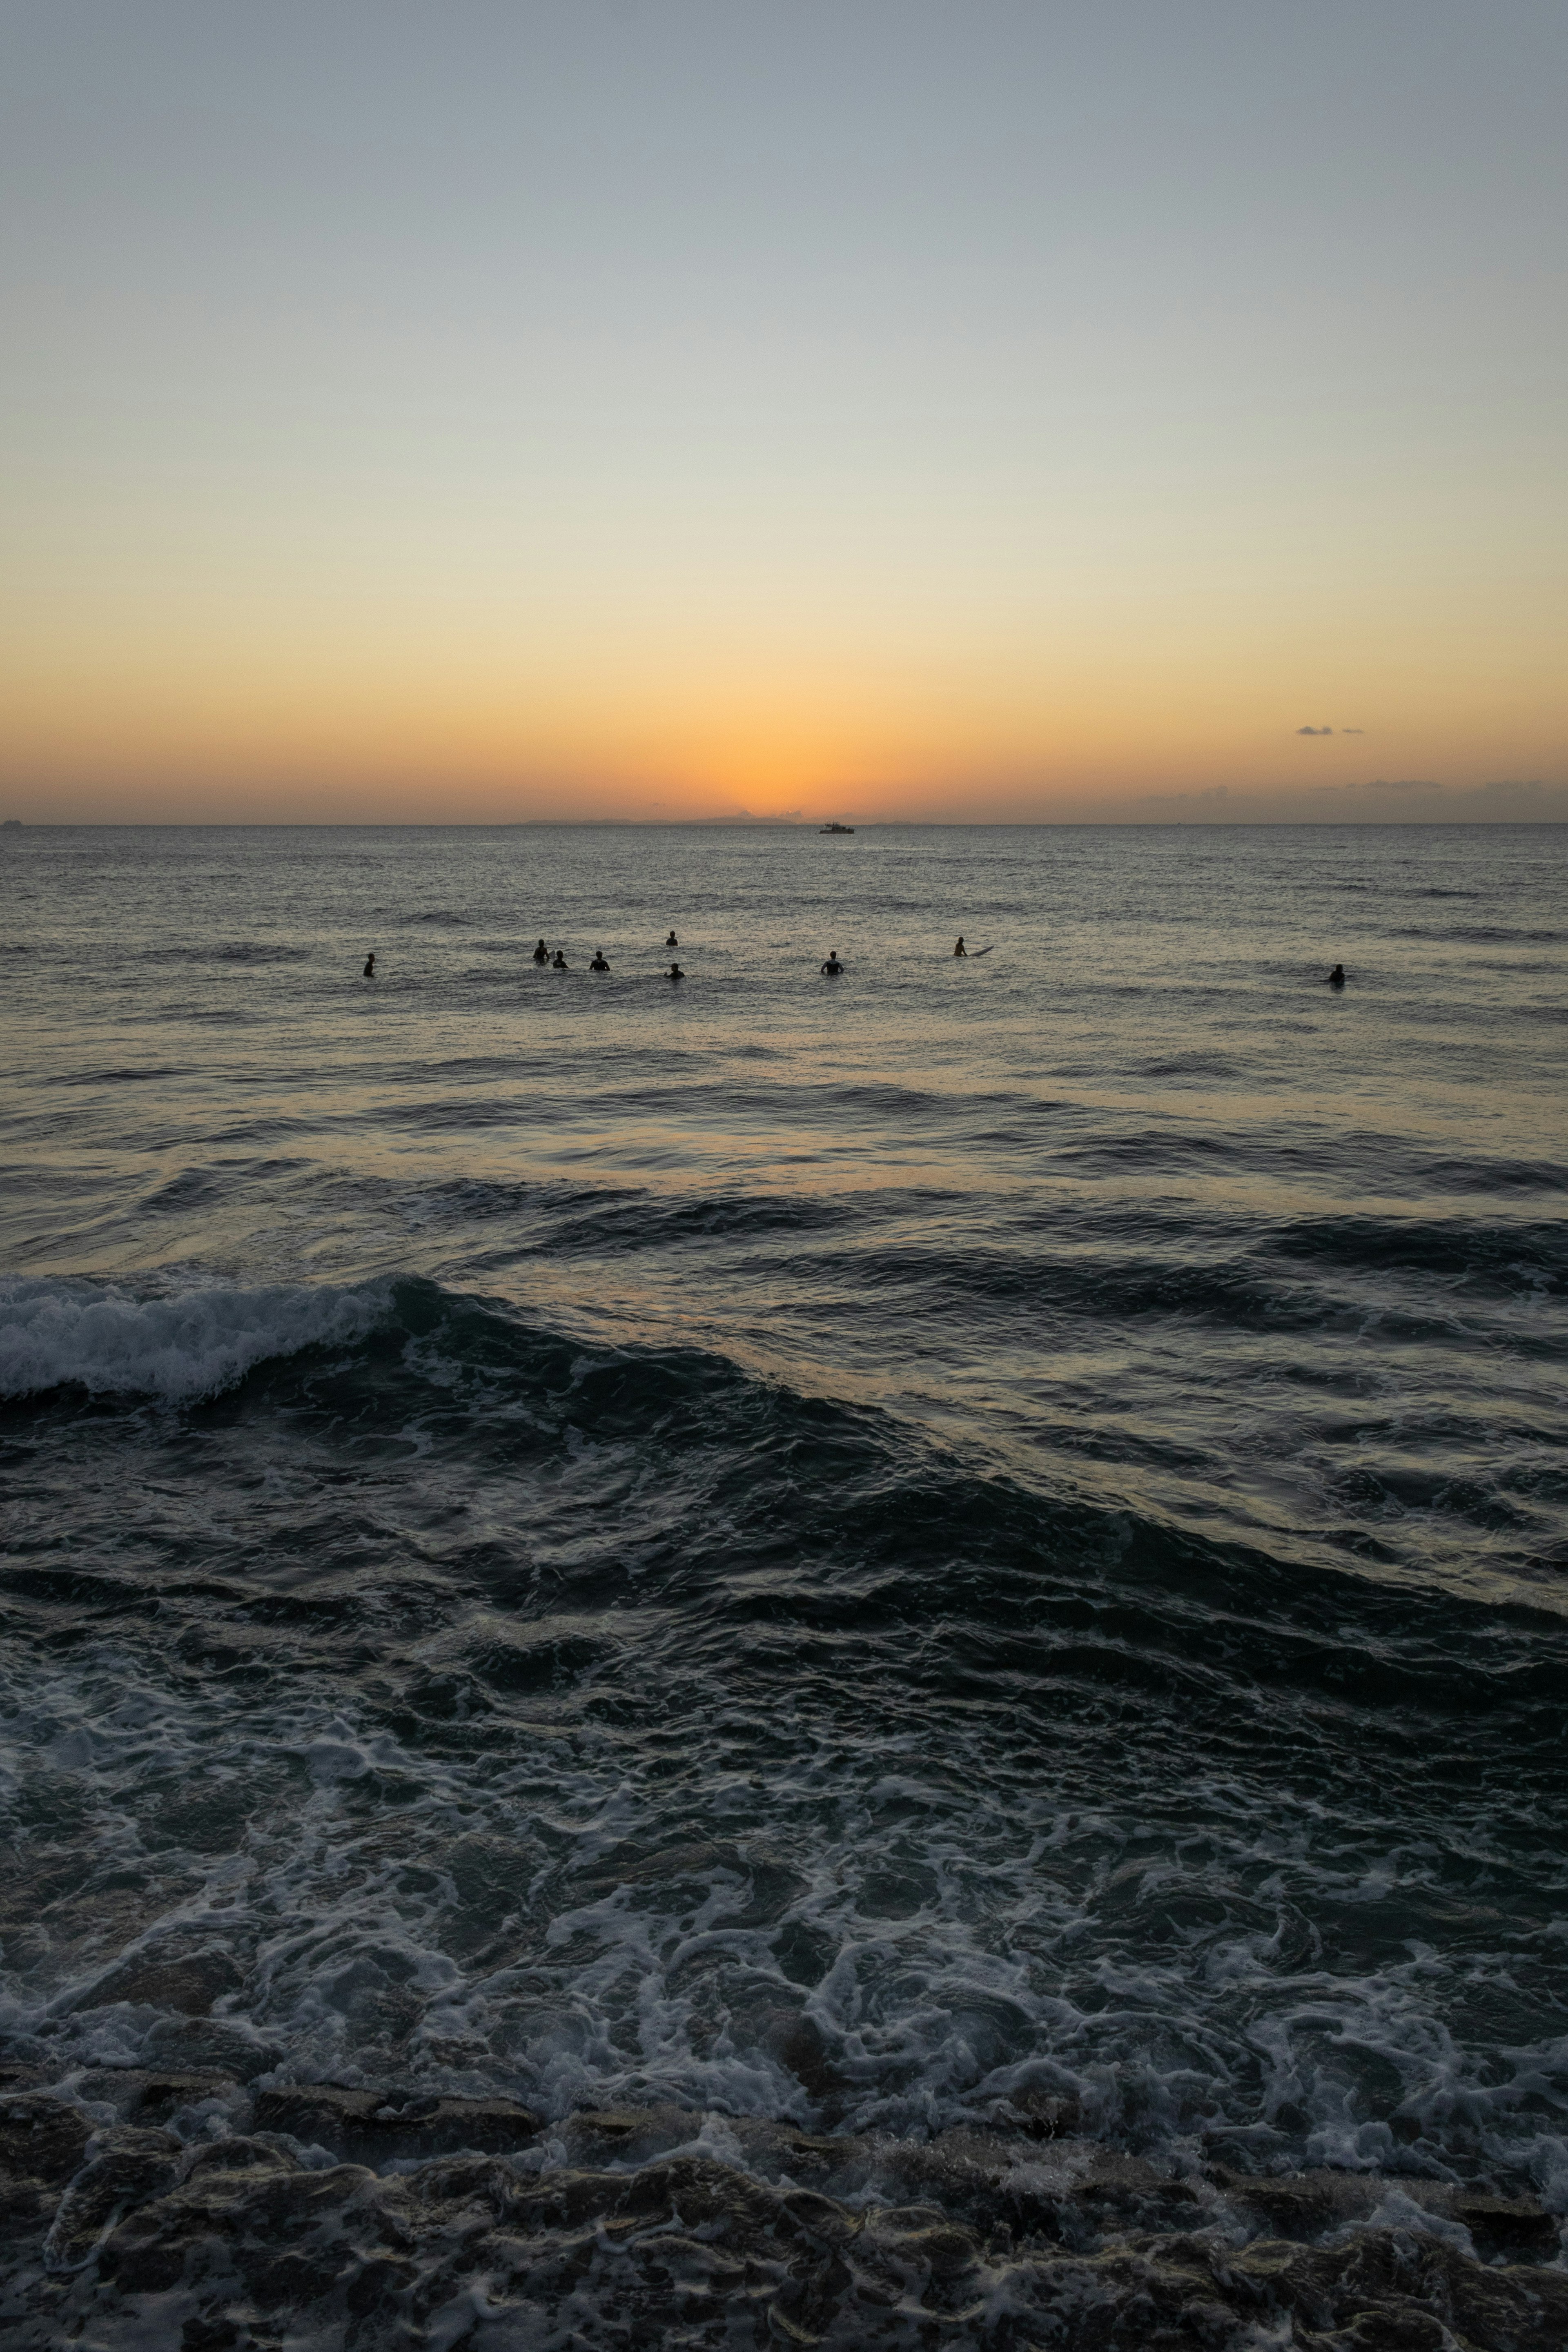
[1296,726,1333,736]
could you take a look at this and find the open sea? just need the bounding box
[2,820,1566,2349]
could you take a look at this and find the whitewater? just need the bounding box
[1,821,1565,2349]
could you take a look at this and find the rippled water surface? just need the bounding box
[2,823,1566,2334]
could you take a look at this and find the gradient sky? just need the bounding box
[2,1,1564,822]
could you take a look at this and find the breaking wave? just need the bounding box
[0,1275,391,1400]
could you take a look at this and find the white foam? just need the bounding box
[0,1275,389,1399]
[4,1635,1566,2204]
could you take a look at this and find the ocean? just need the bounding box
[2,820,1566,2348]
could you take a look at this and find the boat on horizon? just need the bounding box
[818,822,855,834]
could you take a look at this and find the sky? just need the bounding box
[2,1,1565,824]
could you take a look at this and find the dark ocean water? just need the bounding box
[2,822,1566,2345]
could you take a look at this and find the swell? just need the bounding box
[2,1270,1561,1654]
[2,1274,1564,1825]
[143,941,315,964]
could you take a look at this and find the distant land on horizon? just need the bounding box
[6,777,1566,830]
[5,808,1567,831]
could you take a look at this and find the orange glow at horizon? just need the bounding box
[4,568,1564,824]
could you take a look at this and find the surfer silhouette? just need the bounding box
[953,937,967,957]
[821,950,844,974]
[363,953,375,977]
[1328,964,1345,987]
[666,931,679,948]
[667,962,685,979]
[532,940,549,965]
[590,950,610,971]
[552,949,569,969]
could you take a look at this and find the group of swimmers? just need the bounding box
[364,942,1350,985]
[368,931,835,982]
[524,931,688,977]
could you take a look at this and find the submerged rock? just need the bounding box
[0,2076,1563,2348]
[79,1947,245,2018]
[250,2083,543,2162]
[0,2092,95,2231]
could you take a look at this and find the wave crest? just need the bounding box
[0,1275,390,1399]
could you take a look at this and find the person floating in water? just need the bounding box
[667,962,685,979]
[363,953,376,978]
[1327,963,1345,987]
[953,937,967,957]
[821,949,844,974]
[589,950,610,971]
[532,939,549,965]
[665,931,679,948]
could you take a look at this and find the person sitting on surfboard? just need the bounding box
[590,950,610,971]
[552,949,568,969]
[532,939,549,964]
[1327,964,1345,987]
[821,950,844,974]
[953,937,967,956]
[667,962,685,979]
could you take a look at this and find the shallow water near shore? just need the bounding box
[2,821,1566,2344]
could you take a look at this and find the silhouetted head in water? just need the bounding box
[552,950,568,969]
[533,940,548,964]
[1328,964,1345,987]
[667,962,684,979]
[666,931,679,947]
[953,937,967,956]
[821,951,843,974]
[363,953,375,978]
[590,951,610,971]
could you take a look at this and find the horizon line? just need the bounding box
[3,816,1566,833]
